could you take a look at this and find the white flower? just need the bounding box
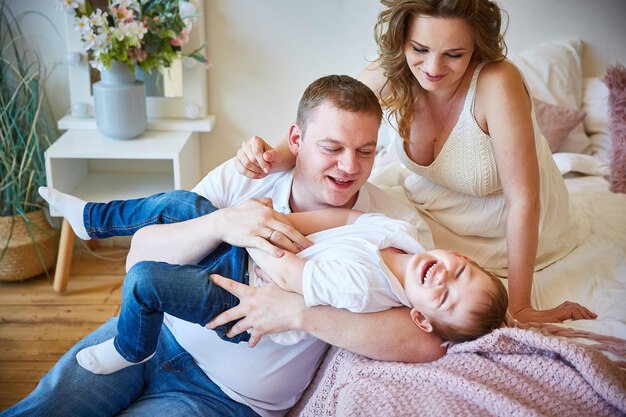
[93,32,112,55]
[112,25,127,42]
[126,21,147,40]
[81,31,98,51]
[97,31,113,48]
[113,21,146,45]
[56,0,79,14]
[88,58,105,71]
[90,9,108,28]
[74,16,91,35]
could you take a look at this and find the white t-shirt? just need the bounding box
[164,158,430,417]
[265,212,425,345]
[299,212,424,312]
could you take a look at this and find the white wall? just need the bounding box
[6,0,69,124]
[498,0,626,76]
[10,0,626,175]
[205,0,626,172]
[203,0,383,170]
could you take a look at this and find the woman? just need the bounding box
[234,0,595,324]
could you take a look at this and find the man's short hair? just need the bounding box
[296,75,382,136]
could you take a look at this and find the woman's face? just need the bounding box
[403,15,475,92]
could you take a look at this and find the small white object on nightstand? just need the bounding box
[71,101,88,118]
[184,104,200,120]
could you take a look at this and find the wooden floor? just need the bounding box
[0,245,128,411]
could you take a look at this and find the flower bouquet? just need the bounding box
[57,0,208,73]
[57,0,209,138]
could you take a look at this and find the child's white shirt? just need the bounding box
[252,212,425,345]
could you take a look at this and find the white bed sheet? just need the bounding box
[532,173,626,361]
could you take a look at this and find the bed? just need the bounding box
[289,40,626,416]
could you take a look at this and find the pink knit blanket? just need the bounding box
[289,328,626,417]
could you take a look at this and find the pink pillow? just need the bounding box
[603,64,626,193]
[533,97,586,153]
[510,40,590,154]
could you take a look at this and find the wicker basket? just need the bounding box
[0,210,59,281]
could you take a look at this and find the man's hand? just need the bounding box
[218,198,312,257]
[206,274,306,347]
[512,301,597,324]
[234,136,295,179]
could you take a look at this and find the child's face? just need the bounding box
[403,250,494,331]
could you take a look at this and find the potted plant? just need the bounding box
[0,1,60,281]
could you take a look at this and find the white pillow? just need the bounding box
[552,152,610,177]
[582,77,611,161]
[583,77,609,135]
[509,40,590,154]
[588,133,611,163]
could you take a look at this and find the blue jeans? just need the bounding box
[119,249,250,363]
[84,190,219,238]
[0,319,258,417]
[87,190,251,361]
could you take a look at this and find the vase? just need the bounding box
[0,210,59,281]
[93,61,147,140]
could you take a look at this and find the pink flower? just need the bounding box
[170,29,190,47]
[170,20,192,47]
[110,3,134,23]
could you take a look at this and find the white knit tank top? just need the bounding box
[385,62,578,274]
[398,62,500,197]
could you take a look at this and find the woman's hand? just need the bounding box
[234,136,296,179]
[206,274,306,347]
[218,198,312,257]
[512,302,597,324]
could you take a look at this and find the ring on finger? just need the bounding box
[267,229,274,240]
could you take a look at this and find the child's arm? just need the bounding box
[246,248,305,293]
[285,208,362,236]
[247,208,362,294]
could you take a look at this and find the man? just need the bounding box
[3,75,444,417]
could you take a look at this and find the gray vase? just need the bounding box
[93,61,147,140]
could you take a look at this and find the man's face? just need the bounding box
[289,102,379,212]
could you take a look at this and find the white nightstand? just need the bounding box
[45,115,215,292]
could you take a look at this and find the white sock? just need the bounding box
[38,186,90,240]
[75,338,155,375]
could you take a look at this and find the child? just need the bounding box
[40,186,508,375]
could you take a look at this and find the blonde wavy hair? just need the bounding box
[375,0,508,142]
